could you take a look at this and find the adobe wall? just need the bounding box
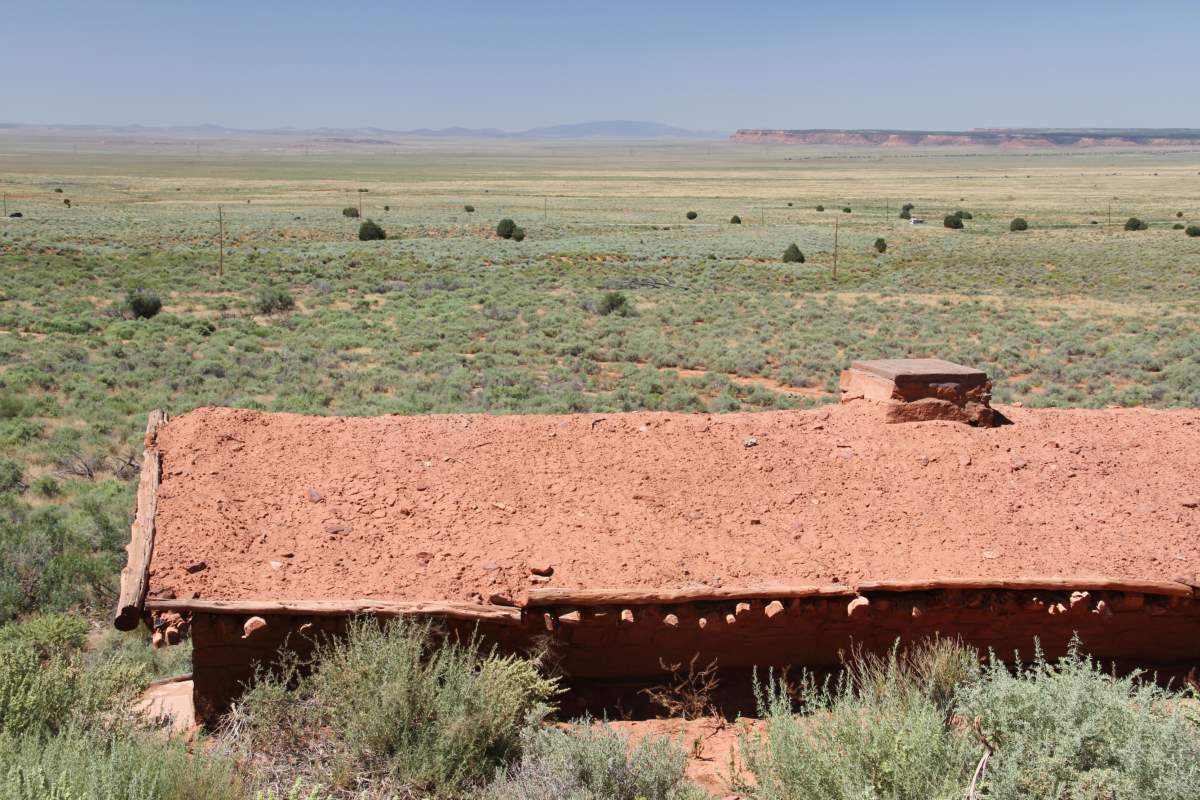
[188,589,1200,725]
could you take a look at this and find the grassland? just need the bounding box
[1,137,1200,617]
[2,135,1200,798]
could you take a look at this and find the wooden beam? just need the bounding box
[144,598,523,625]
[526,584,854,607]
[114,410,169,631]
[526,575,1195,607]
[855,576,1196,598]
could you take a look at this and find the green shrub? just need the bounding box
[953,209,973,220]
[496,218,517,239]
[598,291,629,316]
[485,722,703,800]
[1125,217,1148,231]
[842,206,851,213]
[1186,225,1200,237]
[899,203,914,220]
[0,641,144,739]
[0,727,243,800]
[782,243,805,263]
[815,205,824,212]
[1010,217,1028,231]
[464,204,475,213]
[126,289,162,319]
[739,640,979,800]
[957,640,1200,799]
[225,619,558,797]
[0,614,88,658]
[341,207,359,218]
[730,215,742,224]
[1177,211,1184,218]
[31,476,61,498]
[685,211,697,220]
[1172,223,1184,230]
[0,458,23,494]
[873,237,887,253]
[739,637,1200,800]
[511,226,526,242]
[254,287,295,314]
[357,219,386,241]
[943,214,964,229]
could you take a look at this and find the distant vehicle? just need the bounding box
[909,217,925,225]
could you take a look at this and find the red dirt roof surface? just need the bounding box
[147,405,1200,604]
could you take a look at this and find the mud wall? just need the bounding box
[189,589,1200,724]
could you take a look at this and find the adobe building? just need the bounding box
[115,361,1200,723]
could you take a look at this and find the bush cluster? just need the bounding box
[815,205,824,212]
[358,219,386,241]
[730,215,742,224]
[125,288,162,319]
[1186,224,1200,237]
[341,207,360,218]
[1010,217,1029,231]
[782,243,805,263]
[254,286,295,314]
[899,203,915,220]
[1125,217,1149,231]
[685,211,698,220]
[496,218,525,240]
[873,237,886,253]
[738,637,1200,800]
[226,618,560,796]
[943,214,964,229]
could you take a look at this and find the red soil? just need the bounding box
[147,405,1200,605]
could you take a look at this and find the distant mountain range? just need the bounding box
[0,120,725,141]
[731,128,1200,147]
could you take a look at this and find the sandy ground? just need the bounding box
[146,404,1200,604]
[136,677,195,735]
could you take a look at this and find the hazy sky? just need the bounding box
[3,1,1196,131]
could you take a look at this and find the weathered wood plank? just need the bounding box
[113,409,168,631]
[527,576,1196,607]
[144,598,523,625]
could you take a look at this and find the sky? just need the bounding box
[2,1,1197,132]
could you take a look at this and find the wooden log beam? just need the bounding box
[144,598,523,625]
[114,409,168,631]
[526,575,1195,607]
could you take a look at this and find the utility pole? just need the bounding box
[217,205,225,278]
[832,216,839,280]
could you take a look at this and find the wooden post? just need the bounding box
[832,216,839,280]
[217,205,224,278]
[114,409,169,631]
[2,193,6,216]
[544,196,547,220]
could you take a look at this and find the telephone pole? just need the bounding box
[217,205,225,278]
[832,216,839,280]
